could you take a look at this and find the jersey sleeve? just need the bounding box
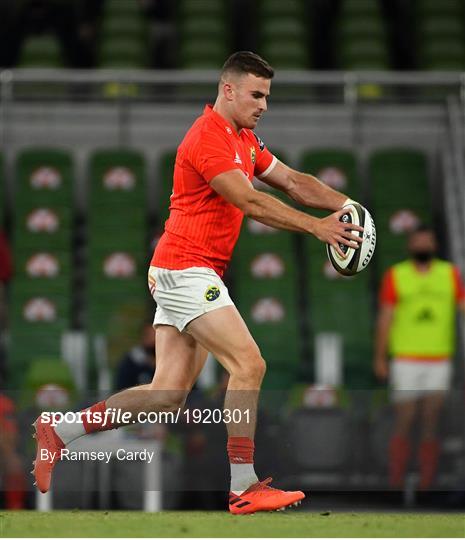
[252,132,277,178]
[452,265,465,303]
[379,268,398,305]
[189,128,240,183]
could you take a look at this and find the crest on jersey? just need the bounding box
[250,146,256,165]
[205,285,220,302]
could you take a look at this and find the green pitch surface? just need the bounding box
[1,511,464,537]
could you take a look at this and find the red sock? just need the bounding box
[227,437,254,464]
[418,439,440,490]
[81,401,114,434]
[389,435,411,488]
[5,472,26,510]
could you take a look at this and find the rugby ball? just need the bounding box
[326,203,376,276]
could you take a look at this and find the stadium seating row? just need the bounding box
[15,0,465,70]
[1,146,432,391]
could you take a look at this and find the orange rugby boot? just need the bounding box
[32,415,65,493]
[229,477,305,515]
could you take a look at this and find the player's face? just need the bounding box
[231,74,271,129]
[408,231,437,258]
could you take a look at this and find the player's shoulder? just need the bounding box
[391,260,408,272]
[243,129,266,150]
[432,258,456,272]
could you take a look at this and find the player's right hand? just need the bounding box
[313,209,364,258]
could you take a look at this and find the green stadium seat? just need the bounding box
[15,148,73,207]
[8,291,70,388]
[419,17,464,40]
[101,15,147,41]
[369,148,431,209]
[369,148,432,274]
[262,41,309,69]
[300,149,360,218]
[179,39,229,69]
[341,0,381,17]
[88,149,146,207]
[181,17,227,40]
[261,18,306,40]
[260,0,304,18]
[416,0,463,17]
[87,247,148,335]
[19,34,64,67]
[12,250,70,288]
[99,38,147,68]
[339,16,386,40]
[103,0,142,18]
[420,39,465,68]
[21,359,76,409]
[341,38,390,67]
[13,206,72,251]
[178,0,226,19]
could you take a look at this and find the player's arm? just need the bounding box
[210,169,362,256]
[453,266,465,316]
[459,299,465,316]
[258,160,350,211]
[373,304,394,381]
[373,269,397,381]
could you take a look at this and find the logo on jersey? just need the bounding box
[205,285,220,302]
[250,146,256,164]
[234,152,242,165]
[253,132,265,151]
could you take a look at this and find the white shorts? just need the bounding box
[390,358,452,403]
[148,266,234,332]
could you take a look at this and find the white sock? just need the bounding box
[230,463,258,494]
[54,419,86,445]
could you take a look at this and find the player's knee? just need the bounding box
[235,351,266,383]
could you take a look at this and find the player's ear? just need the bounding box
[222,81,234,101]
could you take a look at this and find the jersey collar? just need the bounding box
[204,104,241,138]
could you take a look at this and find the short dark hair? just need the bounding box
[221,51,274,80]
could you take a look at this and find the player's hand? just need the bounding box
[314,209,364,258]
[374,356,389,381]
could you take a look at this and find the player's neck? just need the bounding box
[412,260,433,273]
[213,101,241,134]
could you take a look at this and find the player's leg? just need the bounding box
[389,398,417,487]
[106,325,208,413]
[416,360,451,489]
[186,305,304,513]
[33,325,208,493]
[388,360,418,488]
[417,391,446,489]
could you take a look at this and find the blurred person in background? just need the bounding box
[374,224,465,489]
[114,322,156,391]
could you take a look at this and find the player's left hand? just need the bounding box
[314,209,364,258]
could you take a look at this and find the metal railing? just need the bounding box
[1,68,465,103]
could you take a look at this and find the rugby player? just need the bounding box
[33,51,363,514]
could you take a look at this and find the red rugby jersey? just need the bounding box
[152,105,276,276]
